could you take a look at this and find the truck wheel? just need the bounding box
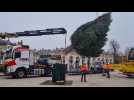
[16,70,26,78]
[47,68,52,74]
[44,68,52,76]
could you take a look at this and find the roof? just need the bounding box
[62,46,77,55]
[62,46,114,57]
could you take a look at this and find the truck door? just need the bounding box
[19,51,29,68]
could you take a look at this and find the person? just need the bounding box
[90,63,94,73]
[80,63,88,82]
[102,61,106,76]
[105,60,111,79]
[80,64,82,68]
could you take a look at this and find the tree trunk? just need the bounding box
[113,53,116,64]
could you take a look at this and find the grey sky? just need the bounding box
[0,12,133,53]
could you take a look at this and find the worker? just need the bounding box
[105,60,111,79]
[102,61,106,76]
[80,63,88,82]
[80,64,82,68]
[90,63,94,73]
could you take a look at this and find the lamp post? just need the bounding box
[65,33,67,49]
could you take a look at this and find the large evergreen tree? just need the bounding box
[71,13,112,63]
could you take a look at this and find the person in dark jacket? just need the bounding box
[102,61,106,76]
[105,62,111,78]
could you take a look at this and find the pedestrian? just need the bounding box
[105,60,111,79]
[79,64,82,69]
[80,63,88,82]
[102,61,106,76]
[90,63,94,73]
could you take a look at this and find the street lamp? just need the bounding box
[65,33,67,49]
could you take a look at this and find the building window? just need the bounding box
[106,58,109,64]
[76,57,80,63]
[101,58,104,61]
[69,56,74,72]
[110,59,112,64]
[82,56,85,64]
[62,56,65,64]
[101,58,104,63]
[75,57,80,71]
[69,56,73,64]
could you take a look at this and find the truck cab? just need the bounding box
[4,45,30,78]
[4,44,52,78]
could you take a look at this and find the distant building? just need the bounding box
[30,49,40,64]
[36,46,114,72]
[60,46,88,72]
[60,46,114,72]
[94,52,114,64]
[0,39,16,46]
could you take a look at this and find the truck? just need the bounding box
[120,48,134,77]
[3,44,53,78]
[0,27,67,78]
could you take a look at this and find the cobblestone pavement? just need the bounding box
[0,71,134,87]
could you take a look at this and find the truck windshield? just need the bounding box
[14,52,21,58]
[4,48,13,59]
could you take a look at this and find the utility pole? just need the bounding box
[65,33,67,49]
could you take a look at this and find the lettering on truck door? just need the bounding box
[19,51,29,68]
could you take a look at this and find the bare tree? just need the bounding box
[109,39,120,63]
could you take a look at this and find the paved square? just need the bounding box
[0,72,134,87]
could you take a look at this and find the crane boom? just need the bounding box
[0,28,67,39]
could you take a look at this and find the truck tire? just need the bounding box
[16,70,26,78]
[44,67,52,76]
[47,68,52,75]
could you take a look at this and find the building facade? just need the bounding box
[36,47,114,73]
[59,47,89,72]
[60,47,114,72]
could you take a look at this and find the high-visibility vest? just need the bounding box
[104,64,112,69]
[103,64,107,69]
[107,64,112,69]
[80,64,82,68]
[80,64,88,72]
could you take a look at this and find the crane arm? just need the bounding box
[0,28,67,39]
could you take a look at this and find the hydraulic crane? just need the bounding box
[0,28,67,78]
[0,28,67,39]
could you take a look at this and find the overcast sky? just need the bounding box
[0,12,133,53]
